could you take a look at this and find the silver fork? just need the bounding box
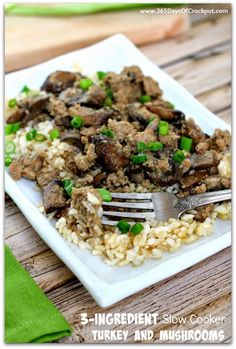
[102,189,231,225]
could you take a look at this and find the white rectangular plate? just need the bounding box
[5,34,231,307]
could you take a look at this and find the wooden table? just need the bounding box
[5,12,231,343]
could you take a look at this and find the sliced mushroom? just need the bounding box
[126,104,149,125]
[68,105,113,126]
[146,104,185,123]
[54,115,72,128]
[60,132,83,150]
[42,180,67,214]
[190,151,216,170]
[171,110,186,129]
[146,105,175,119]
[21,95,50,125]
[139,152,177,187]
[6,107,25,124]
[92,171,107,186]
[129,168,145,184]
[146,171,178,186]
[180,170,209,189]
[6,95,50,125]
[59,88,80,104]
[64,85,106,108]
[93,135,129,172]
[41,71,77,94]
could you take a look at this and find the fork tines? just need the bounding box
[102,192,154,226]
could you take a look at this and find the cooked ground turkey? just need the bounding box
[6,65,231,221]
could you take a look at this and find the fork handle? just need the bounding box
[176,189,231,214]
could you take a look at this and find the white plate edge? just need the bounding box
[5,170,231,307]
[5,33,232,307]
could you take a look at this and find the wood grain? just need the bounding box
[153,293,232,343]
[54,248,231,343]
[141,14,231,66]
[5,11,189,72]
[5,12,231,344]
[164,50,230,96]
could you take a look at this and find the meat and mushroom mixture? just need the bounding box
[5,66,231,266]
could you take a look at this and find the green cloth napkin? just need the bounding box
[5,245,72,343]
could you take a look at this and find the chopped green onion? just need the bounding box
[180,136,192,152]
[98,188,112,202]
[97,71,107,80]
[104,97,113,107]
[5,141,16,154]
[130,223,144,235]
[11,123,21,133]
[8,98,17,108]
[167,101,175,109]
[21,85,31,94]
[62,179,73,198]
[136,141,147,152]
[5,124,12,135]
[173,150,185,164]
[132,153,147,164]
[140,95,151,104]
[79,78,93,91]
[158,120,169,136]
[147,141,164,151]
[100,128,114,138]
[5,122,20,135]
[5,156,12,167]
[26,129,37,141]
[35,133,47,142]
[71,115,84,129]
[50,129,60,141]
[148,115,156,124]
[117,220,131,234]
[105,88,114,100]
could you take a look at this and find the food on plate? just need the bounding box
[5,66,231,266]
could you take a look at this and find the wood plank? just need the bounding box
[5,226,49,260]
[21,249,66,276]
[5,11,189,72]
[51,248,231,343]
[197,85,231,117]
[164,50,230,96]
[153,293,231,343]
[5,212,31,239]
[21,249,74,292]
[217,109,231,125]
[189,4,231,24]
[35,266,74,293]
[141,14,231,66]
[5,198,36,239]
